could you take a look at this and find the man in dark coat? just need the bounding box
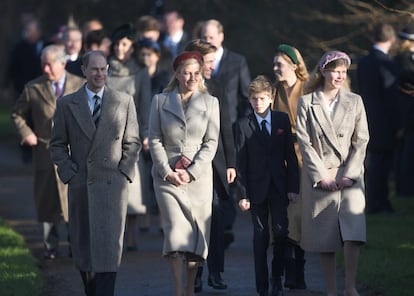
[50,50,141,296]
[357,23,398,214]
[11,44,85,259]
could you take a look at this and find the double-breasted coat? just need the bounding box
[11,72,85,223]
[107,58,152,214]
[149,88,220,260]
[296,88,369,252]
[50,86,141,272]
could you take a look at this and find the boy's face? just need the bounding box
[249,91,272,117]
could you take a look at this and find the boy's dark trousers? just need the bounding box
[250,183,288,294]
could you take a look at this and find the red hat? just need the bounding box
[173,51,203,71]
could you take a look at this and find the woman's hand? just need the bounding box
[166,171,187,187]
[337,177,354,189]
[175,169,192,184]
[318,179,339,191]
[238,198,250,211]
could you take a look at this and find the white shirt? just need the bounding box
[214,47,224,74]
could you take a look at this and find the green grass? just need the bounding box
[0,218,43,296]
[338,193,414,296]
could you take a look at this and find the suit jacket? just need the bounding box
[50,85,141,272]
[207,79,236,196]
[234,111,299,204]
[11,72,85,222]
[65,57,84,78]
[296,88,369,252]
[210,48,251,123]
[357,48,399,150]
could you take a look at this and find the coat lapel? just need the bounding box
[89,87,121,155]
[37,78,56,108]
[310,91,342,155]
[162,88,186,124]
[68,88,96,140]
[184,90,207,121]
[331,90,351,133]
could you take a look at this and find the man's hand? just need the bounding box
[22,133,38,146]
[288,192,299,203]
[227,168,236,184]
[142,137,149,151]
[238,198,250,212]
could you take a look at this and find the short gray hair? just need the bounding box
[41,45,66,63]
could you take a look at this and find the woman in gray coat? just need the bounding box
[149,51,220,296]
[296,51,369,296]
[106,24,152,250]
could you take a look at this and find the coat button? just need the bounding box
[338,133,344,137]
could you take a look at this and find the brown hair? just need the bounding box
[373,23,395,43]
[275,46,309,82]
[184,39,217,55]
[249,75,273,97]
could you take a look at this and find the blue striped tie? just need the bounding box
[92,95,101,126]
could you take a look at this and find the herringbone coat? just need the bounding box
[50,86,140,271]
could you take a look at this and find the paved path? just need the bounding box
[0,139,344,295]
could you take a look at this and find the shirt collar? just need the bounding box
[85,85,104,101]
[254,110,271,126]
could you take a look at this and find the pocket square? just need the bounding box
[276,128,284,136]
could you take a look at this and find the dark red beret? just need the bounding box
[173,51,203,71]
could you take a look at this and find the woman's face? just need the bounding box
[114,37,134,61]
[139,47,159,68]
[273,54,297,82]
[175,61,202,93]
[322,65,347,90]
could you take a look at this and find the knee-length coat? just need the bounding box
[50,86,140,272]
[296,88,369,252]
[149,88,220,260]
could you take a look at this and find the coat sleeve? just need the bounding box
[281,113,300,193]
[118,96,141,181]
[149,94,173,180]
[296,96,331,185]
[186,97,220,180]
[49,99,78,184]
[135,68,152,140]
[234,120,248,200]
[11,86,34,141]
[342,96,369,181]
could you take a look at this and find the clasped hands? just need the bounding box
[318,177,354,191]
[166,169,191,186]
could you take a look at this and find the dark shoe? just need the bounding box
[208,272,227,289]
[43,249,57,260]
[194,275,202,293]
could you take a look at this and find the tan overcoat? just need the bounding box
[11,73,85,222]
[149,88,220,259]
[273,80,304,242]
[296,88,369,252]
[50,86,141,271]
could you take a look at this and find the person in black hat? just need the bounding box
[106,23,152,251]
[394,23,414,196]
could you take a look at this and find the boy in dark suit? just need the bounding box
[235,75,299,296]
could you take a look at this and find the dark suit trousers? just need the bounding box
[207,185,227,273]
[365,150,394,213]
[80,271,117,296]
[250,184,288,293]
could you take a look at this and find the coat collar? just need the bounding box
[162,87,207,124]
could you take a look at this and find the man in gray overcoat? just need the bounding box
[50,50,141,296]
[11,44,85,259]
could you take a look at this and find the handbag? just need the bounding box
[174,155,193,170]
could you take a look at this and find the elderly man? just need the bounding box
[11,44,85,259]
[50,50,141,296]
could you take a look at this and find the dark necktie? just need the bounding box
[92,95,101,126]
[261,120,270,138]
[54,82,63,99]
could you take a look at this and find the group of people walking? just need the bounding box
[9,9,414,296]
